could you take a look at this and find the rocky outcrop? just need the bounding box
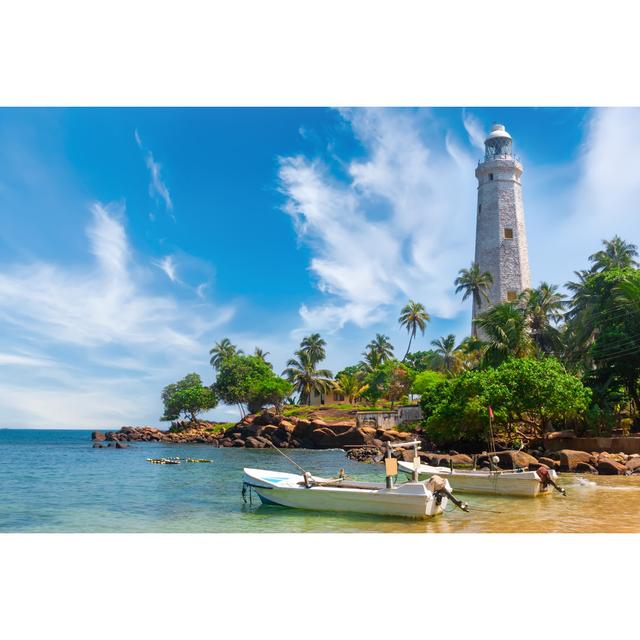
[557,450,596,472]
[91,431,106,441]
[597,458,626,475]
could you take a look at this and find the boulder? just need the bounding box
[545,430,576,440]
[91,431,106,441]
[575,462,598,474]
[335,427,377,447]
[539,456,559,470]
[625,458,640,472]
[245,436,265,449]
[310,427,338,449]
[377,430,413,443]
[292,420,312,439]
[219,438,234,448]
[557,450,596,472]
[115,442,129,448]
[477,450,538,470]
[253,411,281,426]
[241,423,266,438]
[279,420,296,434]
[597,458,626,475]
[232,439,246,447]
[92,443,104,448]
[450,453,473,466]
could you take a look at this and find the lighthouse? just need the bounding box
[473,123,531,325]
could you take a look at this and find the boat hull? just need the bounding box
[398,462,552,497]
[244,468,447,519]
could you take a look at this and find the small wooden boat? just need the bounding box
[397,460,564,497]
[146,457,181,465]
[242,467,457,519]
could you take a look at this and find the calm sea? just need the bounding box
[2,428,640,533]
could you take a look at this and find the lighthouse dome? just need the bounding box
[485,123,512,142]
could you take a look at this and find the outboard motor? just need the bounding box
[427,475,469,512]
[536,465,566,496]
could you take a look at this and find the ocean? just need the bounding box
[2,428,640,533]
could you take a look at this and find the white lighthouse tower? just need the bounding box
[473,123,531,324]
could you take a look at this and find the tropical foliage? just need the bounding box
[398,300,430,359]
[161,373,218,422]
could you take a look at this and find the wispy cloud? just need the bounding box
[154,255,179,283]
[0,202,234,427]
[135,129,173,212]
[462,109,486,151]
[278,108,477,332]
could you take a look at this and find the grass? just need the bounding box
[204,422,236,433]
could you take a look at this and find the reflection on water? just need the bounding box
[2,429,640,533]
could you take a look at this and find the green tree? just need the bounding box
[475,302,534,366]
[247,376,293,414]
[411,369,446,397]
[366,334,395,363]
[362,360,414,408]
[398,300,430,359]
[161,373,218,422]
[430,334,463,375]
[215,354,286,416]
[209,338,242,371]
[282,350,333,405]
[588,235,639,272]
[333,371,368,404]
[299,333,327,366]
[519,282,566,355]
[454,262,493,336]
[422,357,591,447]
[404,349,439,372]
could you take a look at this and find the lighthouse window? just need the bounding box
[506,291,517,302]
[504,227,514,239]
[489,173,494,181]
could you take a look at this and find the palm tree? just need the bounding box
[282,350,333,405]
[519,282,566,355]
[253,347,272,369]
[475,303,534,366]
[366,334,395,364]
[209,338,242,370]
[333,372,368,404]
[589,236,639,272]
[454,262,493,336]
[430,334,462,375]
[299,333,327,365]
[359,348,382,374]
[398,300,430,360]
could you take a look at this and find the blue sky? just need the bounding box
[1,107,639,428]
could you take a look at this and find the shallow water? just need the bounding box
[2,429,639,533]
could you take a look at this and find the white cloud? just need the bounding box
[462,109,486,151]
[154,255,179,283]
[0,201,235,427]
[278,108,478,332]
[134,129,173,212]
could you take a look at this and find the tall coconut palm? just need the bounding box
[589,235,639,272]
[333,372,368,404]
[299,333,327,365]
[282,350,333,405]
[519,282,566,355]
[209,338,242,371]
[454,262,494,336]
[475,303,534,366]
[366,334,395,364]
[430,334,462,375]
[398,300,430,360]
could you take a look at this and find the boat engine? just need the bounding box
[536,465,566,496]
[427,475,469,512]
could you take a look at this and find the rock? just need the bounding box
[545,430,576,440]
[219,438,234,447]
[477,450,538,470]
[310,427,338,449]
[241,423,266,438]
[336,426,377,447]
[346,447,383,463]
[377,430,413,442]
[232,439,246,447]
[557,450,596,472]
[575,462,598,474]
[245,436,265,448]
[625,458,640,472]
[115,442,129,448]
[597,458,626,475]
[91,431,106,441]
[253,411,281,426]
[539,456,559,469]
[450,454,473,466]
[292,420,312,439]
[92,443,104,448]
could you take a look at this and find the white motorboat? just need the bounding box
[242,467,457,519]
[397,460,564,497]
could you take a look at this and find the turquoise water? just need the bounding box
[2,429,640,532]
